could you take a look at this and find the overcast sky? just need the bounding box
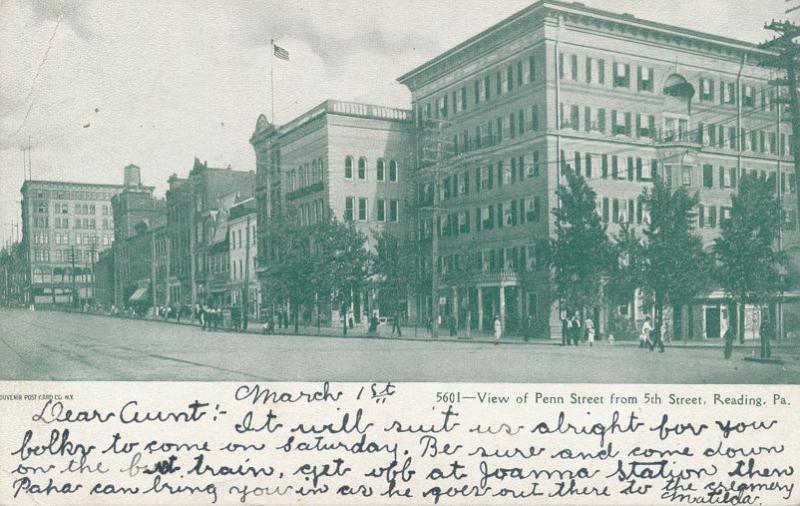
[0,0,794,246]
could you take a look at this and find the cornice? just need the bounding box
[398,1,775,93]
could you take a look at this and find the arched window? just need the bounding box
[344,156,353,179]
[376,159,385,181]
[357,157,367,180]
[389,160,398,182]
[311,160,317,183]
[317,157,324,181]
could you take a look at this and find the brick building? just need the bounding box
[165,158,254,306]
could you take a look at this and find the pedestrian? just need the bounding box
[449,314,457,337]
[569,312,581,346]
[649,326,665,353]
[231,305,241,332]
[369,312,380,336]
[723,326,735,359]
[493,315,502,342]
[585,316,595,347]
[759,316,772,358]
[392,308,402,337]
[640,316,652,349]
[524,314,533,342]
[561,312,568,346]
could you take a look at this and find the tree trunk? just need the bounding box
[654,291,664,341]
[294,302,299,334]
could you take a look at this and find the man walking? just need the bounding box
[640,316,653,349]
[392,307,402,337]
[723,326,735,359]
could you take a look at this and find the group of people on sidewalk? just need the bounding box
[638,316,665,353]
[560,312,596,346]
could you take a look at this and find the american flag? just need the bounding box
[273,44,290,61]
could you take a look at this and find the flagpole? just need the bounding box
[270,38,275,123]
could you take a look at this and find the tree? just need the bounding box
[314,217,372,335]
[550,168,613,313]
[260,210,316,333]
[605,221,645,339]
[714,172,786,350]
[372,230,422,320]
[640,176,712,339]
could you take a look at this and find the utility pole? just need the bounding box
[243,213,251,331]
[418,118,452,338]
[70,245,78,308]
[761,20,800,352]
[762,20,800,228]
[150,229,157,314]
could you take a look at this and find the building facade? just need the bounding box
[228,197,259,319]
[250,100,414,322]
[398,0,800,340]
[21,180,123,307]
[165,158,255,306]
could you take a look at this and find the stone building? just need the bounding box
[397,0,800,340]
[250,100,414,323]
[20,179,123,307]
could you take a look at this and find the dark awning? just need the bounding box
[128,287,148,302]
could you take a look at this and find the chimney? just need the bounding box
[123,164,141,187]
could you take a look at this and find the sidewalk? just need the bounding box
[46,308,800,353]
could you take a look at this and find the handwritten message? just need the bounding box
[1,382,797,505]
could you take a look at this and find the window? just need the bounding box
[484,75,491,101]
[637,114,655,137]
[585,57,593,83]
[507,66,514,92]
[559,52,565,79]
[638,67,654,92]
[344,156,353,179]
[376,159,385,181]
[388,160,398,182]
[570,105,579,129]
[570,54,578,80]
[474,80,481,104]
[700,78,714,101]
[461,87,467,111]
[357,157,366,179]
[358,198,367,221]
[531,151,540,177]
[598,59,605,84]
[721,81,735,104]
[613,62,630,87]
[682,167,693,186]
[720,167,736,189]
[389,200,399,223]
[597,108,606,132]
[509,112,516,138]
[611,110,631,135]
[529,54,536,82]
[708,206,717,228]
[584,107,592,132]
[345,197,354,221]
[377,199,385,222]
[742,85,755,107]
[703,164,714,188]
[531,104,540,131]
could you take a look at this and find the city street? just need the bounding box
[0,309,798,383]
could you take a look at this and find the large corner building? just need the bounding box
[397,0,800,340]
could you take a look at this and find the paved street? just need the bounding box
[0,309,798,383]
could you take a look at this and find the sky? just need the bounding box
[0,0,794,246]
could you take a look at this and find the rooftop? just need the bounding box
[252,99,413,142]
[398,0,774,85]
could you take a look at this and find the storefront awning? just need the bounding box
[128,287,148,302]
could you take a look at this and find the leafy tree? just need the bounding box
[260,209,316,333]
[605,221,645,338]
[640,177,712,338]
[314,217,372,335]
[550,168,613,313]
[372,230,422,320]
[714,172,786,348]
